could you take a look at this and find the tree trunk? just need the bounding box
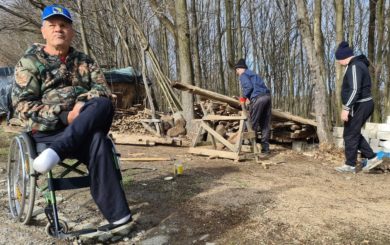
[236,0,243,60]
[313,0,331,124]
[225,0,236,95]
[374,0,385,121]
[175,0,195,128]
[348,0,355,46]
[385,46,390,117]
[334,0,344,126]
[216,0,226,94]
[296,0,332,144]
[368,0,380,122]
[76,0,90,56]
[190,0,202,88]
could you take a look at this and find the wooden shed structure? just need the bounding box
[104,67,147,109]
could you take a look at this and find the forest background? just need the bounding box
[0,0,389,144]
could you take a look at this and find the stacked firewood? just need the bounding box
[195,100,317,143]
[112,106,187,138]
[194,100,240,118]
[271,112,317,142]
[111,108,149,134]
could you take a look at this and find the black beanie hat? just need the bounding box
[234,58,248,69]
[335,41,354,60]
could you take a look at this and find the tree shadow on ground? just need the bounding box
[123,165,278,245]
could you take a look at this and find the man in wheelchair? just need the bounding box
[11,4,132,231]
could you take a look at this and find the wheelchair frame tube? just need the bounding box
[47,170,61,237]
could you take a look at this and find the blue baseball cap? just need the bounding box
[42,4,72,23]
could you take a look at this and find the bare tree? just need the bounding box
[189,0,202,88]
[296,0,332,144]
[76,0,90,56]
[334,0,344,126]
[368,0,379,121]
[175,0,195,127]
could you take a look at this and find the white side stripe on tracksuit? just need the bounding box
[346,65,357,107]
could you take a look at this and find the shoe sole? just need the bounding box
[363,159,383,172]
[335,168,355,173]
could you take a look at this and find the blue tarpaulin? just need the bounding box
[104,67,144,84]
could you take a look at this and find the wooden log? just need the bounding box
[172,82,317,127]
[272,110,317,127]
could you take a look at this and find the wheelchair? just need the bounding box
[7,132,122,239]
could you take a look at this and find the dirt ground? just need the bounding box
[1,128,390,244]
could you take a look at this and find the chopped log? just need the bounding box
[167,125,186,137]
[215,124,227,136]
[172,82,317,127]
[290,124,302,131]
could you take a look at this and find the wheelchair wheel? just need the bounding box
[7,134,36,224]
[45,219,68,237]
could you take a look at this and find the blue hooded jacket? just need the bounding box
[239,69,270,100]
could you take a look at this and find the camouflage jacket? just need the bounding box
[12,43,111,131]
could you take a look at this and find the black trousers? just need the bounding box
[32,97,131,223]
[249,94,272,147]
[343,100,375,166]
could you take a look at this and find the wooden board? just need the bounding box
[189,147,239,160]
[188,147,260,161]
[121,157,171,161]
[111,132,174,145]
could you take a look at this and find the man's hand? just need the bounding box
[67,101,85,124]
[341,109,349,122]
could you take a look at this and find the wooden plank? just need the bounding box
[140,121,160,136]
[191,122,205,147]
[111,133,173,145]
[140,119,161,123]
[188,147,261,161]
[234,119,245,152]
[201,122,236,152]
[188,147,239,160]
[121,157,171,161]
[203,115,247,121]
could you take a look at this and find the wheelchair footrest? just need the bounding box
[49,176,90,191]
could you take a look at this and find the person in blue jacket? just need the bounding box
[234,58,271,154]
[334,41,383,173]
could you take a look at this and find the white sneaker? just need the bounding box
[362,156,383,172]
[33,148,60,174]
[335,164,355,173]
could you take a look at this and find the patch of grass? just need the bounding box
[122,174,133,188]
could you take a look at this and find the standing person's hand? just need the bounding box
[341,109,349,122]
[67,101,85,124]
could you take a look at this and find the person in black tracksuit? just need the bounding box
[334,41,382,173]
[234,58,272,154]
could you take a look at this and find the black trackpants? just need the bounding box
[32,97,131,223]
[343,100,376,166]
[249,94,272,147]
